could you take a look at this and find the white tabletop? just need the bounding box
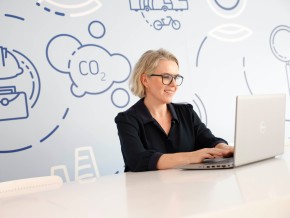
[1,147,290,218]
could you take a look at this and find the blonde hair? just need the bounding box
[129,48,179,98]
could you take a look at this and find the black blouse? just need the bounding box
[115,99,227,172]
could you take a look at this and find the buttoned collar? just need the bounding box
[133,98,179,124]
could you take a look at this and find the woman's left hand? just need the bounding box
[215,143,234,157]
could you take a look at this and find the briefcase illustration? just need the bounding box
[0,86,29,121]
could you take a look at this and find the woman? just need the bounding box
[115,48,233,172]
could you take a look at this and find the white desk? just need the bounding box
[1,147,290,218]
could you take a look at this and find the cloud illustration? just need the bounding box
[46,34,131,97]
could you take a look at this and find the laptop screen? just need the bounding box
[234,94,286,167]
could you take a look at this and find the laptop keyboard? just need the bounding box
[202,157,234,168]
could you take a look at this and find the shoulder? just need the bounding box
[115,105,137,123]
[170,102,199,120]
[115,99,146,124]
[171,102,194,111]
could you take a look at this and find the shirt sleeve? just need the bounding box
[115,112,163,172]
[188,104,228,149]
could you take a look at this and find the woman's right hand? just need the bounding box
[157,148,229,170]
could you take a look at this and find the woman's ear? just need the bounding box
[141,73,148,87]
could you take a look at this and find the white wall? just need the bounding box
[0,0,289,182]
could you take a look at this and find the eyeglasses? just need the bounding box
[149,73,184,86]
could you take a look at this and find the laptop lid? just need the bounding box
[233,94,286,167]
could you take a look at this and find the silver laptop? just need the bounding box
[180,94,286,170]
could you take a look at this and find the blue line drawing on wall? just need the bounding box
[207,0,246,18]
[36,0,102,17]
[46,34,131,97]
[46,21,131,107]
[4,14,25,21]
[196,37,207,67]
[196,0,250,66]
[130,0,187,30]
[0,46,42,153]
[0,107,69,153]
[243,58,290,125]
[88,20,106,39]
[153,16,180,30]
[12,49,41,109]
[0,86,28,121]
[141,12,151,25]
[270,25,290,96]
[0,47,23,80]
[129,0,188,11]
[192,93,208,126]
[40,125,60,143]
[207,0,252,42]
[214,0,240,10]
[242,57,253,95]
[0,13,71,154]
[39,108,69,143]
[0,145,32,154]
[0,46,68,153]
[0,47,41,121]
[111,88,130,108]
[62,107,69,119]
